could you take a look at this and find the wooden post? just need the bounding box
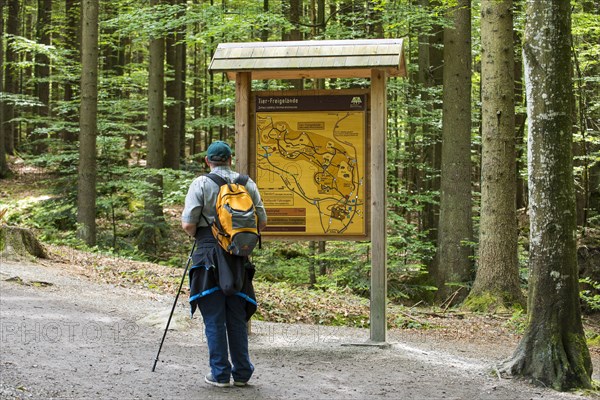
[370,69,388,344]
[235,72,252,334]
[235,72,251,175]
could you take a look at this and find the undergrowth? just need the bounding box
[2,158,600,335]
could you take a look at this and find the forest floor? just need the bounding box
[2,159,600,399]
[1,252,599,400]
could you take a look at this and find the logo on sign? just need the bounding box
[350,96,363,108]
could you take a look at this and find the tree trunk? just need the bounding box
[164,31,181,169]
[140,0,166,253]
[284,0,303,89]
[164,0,186,168]
[23,10,34,148]
[62,0,80,143]
[466,0,524,311]
[415,0,431,233]
[0,2,7,178]
[192,37,201,156]
[318,241,326,275]
[309,241,317,286]
[416,0,431,155]
[0,225,49,260]
[513,0,526,211]
[317,0,325,32]
[0,16,5,169]
[77,0,99,246]
[500,1,593,390]
[4,0,20,155]
[177,26,186,161]
[422,0,443,254]
[434,0,473,304]
[33,0,52,154]
[367,0,383,38]
[261,0,270,42]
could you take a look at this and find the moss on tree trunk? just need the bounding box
[463,291,523,313]
[501,313,592,390]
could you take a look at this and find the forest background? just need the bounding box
[0,0,599,392]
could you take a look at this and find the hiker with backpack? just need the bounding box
[181,140,267,388]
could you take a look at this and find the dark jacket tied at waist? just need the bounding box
[189,228,257,321]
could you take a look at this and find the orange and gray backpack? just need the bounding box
[205,173,261,257]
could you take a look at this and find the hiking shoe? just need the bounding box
[205,374,230,388]
[233,380,248,387]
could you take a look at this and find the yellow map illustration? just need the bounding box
[256,111,366,236]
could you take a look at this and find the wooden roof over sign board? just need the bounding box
[208,39,406,80]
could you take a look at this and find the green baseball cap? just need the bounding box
[206,141,232,162]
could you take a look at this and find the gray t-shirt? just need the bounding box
[181,166,267,227]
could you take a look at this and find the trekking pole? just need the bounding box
[152,240,196,372]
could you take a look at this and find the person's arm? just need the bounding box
[246,178,267,230]
[258,219,267,232]
[182,222,197,237]
[181,177,205,238]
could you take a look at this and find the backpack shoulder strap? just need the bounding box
[201,173,227,226]
[235,174,249,186]
[205,173,227,187]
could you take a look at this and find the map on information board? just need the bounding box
[256,94,366,236]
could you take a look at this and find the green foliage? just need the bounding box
[0,92,44,108]
[585,329,600,348]
[315,242,372,296]
[5,193,77,243]
[14,138,196,255]
[504,308,527,334]
[103,3,187,40]
[188,115,233,134]
[6,0,599,315]
[253,241,312,285]
[253,236,435,304]
[580,277,600,312]
[572,4,600,230]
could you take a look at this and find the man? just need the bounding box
[181,141,267,387]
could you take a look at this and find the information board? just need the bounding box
[256,94,366,236]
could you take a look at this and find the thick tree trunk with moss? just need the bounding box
[0,225,48,260]
[434,0,473,304]
[465,0,525,312]
[500,1,592,391]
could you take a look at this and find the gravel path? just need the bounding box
[0,259,597,400]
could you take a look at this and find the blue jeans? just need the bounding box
[198,290,254,383]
